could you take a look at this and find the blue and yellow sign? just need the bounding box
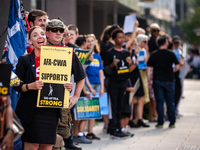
[74,97,102,120]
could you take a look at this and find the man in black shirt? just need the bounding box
[147,36,180,128]
[46,19,85,150]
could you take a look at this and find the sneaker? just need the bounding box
[110,130,128,139]
[128,120,139,128]
[143,119,149,123]
[86,133,100,140]
[124,131,134,137]
[155,124,163,129]
[169,124,175,128]
[176,113,183,119]
[137,120,150,128]
[73,135,92,144]
[103,126,108,133]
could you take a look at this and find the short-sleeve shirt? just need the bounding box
[148,37,159,54]
[147,49,179,82]
[85,53,104,84]
[100,41,114,64]
[104,48,130,87]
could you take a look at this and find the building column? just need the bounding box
[46,0,77,26]
[103,1,107,28]
[113,0,118,24]
[89,0,94,34]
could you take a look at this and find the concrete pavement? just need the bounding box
[78,79,200,150]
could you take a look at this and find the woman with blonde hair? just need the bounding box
[134,34,150,127]
[85,34,104,140]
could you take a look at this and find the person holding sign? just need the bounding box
[14,26,73,150]
[0,64,14,150]
[0,96,14,150]
[84,34,104,140]
[45,20,85,150]
[104,29,135,138]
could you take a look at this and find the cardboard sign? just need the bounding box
[137,50,147,69]
[74,97,102,120]
[0,64,12,96]
[123,13,137,34]
[37,46,73,108]
[90,93,109,115]
[10,71,21,87]
[74,46,94,65]
[99,93,109,115]
[129,78,140,105]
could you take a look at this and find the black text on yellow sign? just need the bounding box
[37,46,73,108]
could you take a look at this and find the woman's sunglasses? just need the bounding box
[153,29,160,32]
[50,28,64,33]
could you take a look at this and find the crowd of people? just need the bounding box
[1,8,199,150]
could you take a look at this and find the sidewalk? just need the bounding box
[79,79,200,150]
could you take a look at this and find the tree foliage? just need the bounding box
[180,0,200,44]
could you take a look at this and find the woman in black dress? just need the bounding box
[128,39,150,128]
[14,26,72,150]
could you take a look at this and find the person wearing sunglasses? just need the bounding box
[148,23,160,54]
[135,34,150,128]
[46,20,65,46]
[148,23,160,123]
[46,19,86,150]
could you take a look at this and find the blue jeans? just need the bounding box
[153,80,176,125]
[86,83,101,93]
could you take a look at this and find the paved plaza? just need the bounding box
[79,79,200,150]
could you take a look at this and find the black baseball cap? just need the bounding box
[172,35,181,43]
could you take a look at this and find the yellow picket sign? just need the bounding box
[37,45,73,108]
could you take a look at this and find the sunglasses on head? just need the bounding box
[153,29,160,32]
[50,28,64,33]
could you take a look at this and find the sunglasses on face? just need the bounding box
[153,29,160,32]
[50,28,64,33]
[142,41,147,43]
[63,34,71,38]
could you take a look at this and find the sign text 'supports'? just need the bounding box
[37,46,73,108]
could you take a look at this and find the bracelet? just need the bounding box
[6,127,14,134]
[26,84,29,91]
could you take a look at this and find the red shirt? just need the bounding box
[35,55,40,80]
[27,45,34,54]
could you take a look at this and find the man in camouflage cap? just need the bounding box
[46,19,66,46]
[46,19,85,150]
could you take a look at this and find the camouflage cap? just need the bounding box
[47,19,66,29]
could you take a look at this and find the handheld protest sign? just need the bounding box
[37,46,73,108]
[10,71,21,87]
[74,97,102,120]
[0,64,12,96]
[74,46,94,65]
